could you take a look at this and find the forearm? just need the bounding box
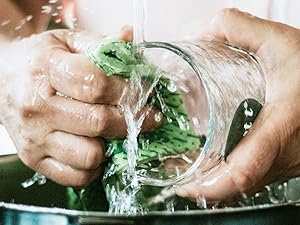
[0,0,51,42]
[0,1,54,126]
[12,0,52,34]
[0,0,34,41]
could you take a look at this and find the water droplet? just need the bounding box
[179,83,190,93]
[166,199,175,212]
[55,18,62,24]
[181,154,193,164]
[15,25,22,31]
[84,74,95,81]
[21,173,47,188]
[56,5,63,10]
[1,20,10,26]
[154,112,162,122]
[167,117,173,123]
[192,117,201,128]
[49,0,58,4]
[140,139,149,150]
[177,115,189,131]
[25,15,33,21]
[41,5,52,14]
[265,185,282,204]
[196,196,207,209]
[175,166,180,176]
[167,81,177,92]
[196,195,207,209]
[56,91,64,97]
[52,12,58,17]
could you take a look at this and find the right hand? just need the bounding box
[0,27,160,187]
[176,8,300,203]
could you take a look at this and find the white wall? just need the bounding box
[0,125,17,155]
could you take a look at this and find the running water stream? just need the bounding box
[106,0,154,214]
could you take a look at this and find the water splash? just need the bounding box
[106,66,160,214]
[102,0,152,215]
[196,195,207,209]
[21,172,47,188]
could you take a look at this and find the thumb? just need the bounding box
[175,105,281,202]
[204,8,272,53]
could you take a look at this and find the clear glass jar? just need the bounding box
[137,40,265,186]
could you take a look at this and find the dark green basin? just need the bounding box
[0,154,299,225]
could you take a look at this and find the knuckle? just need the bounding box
[89,107,110,135]
[230,168,254,192]
[18,135,46,171]
[72,173,94,188]
[19,102,42,120]
[84,146,102,169]
[19,92,48,120]
[18,147,38,170]
[84,73,108,103]
[20,104,35,120]
[93,81,109,103]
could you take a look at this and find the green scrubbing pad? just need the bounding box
[67,39,205,212]
[86,40,203,174]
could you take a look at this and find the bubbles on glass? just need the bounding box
[167,81,177,93]
[176,115,190,131]
[154,112,162,122]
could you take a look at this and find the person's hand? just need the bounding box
[175,8,300,202]
[0,27,160,187]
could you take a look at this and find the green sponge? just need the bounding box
[87,40,203,174]
[67,40,205,212]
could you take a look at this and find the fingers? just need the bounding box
[36,157,100,187]
[175,105,281,202]
[46,131,105,170]
[48,27,134,104]
[204,8,272,53]
[18,131,102,187]
[50,27,133,54]
[48,50,127,104]
[47,95,126,137]
[46,95,162,138]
